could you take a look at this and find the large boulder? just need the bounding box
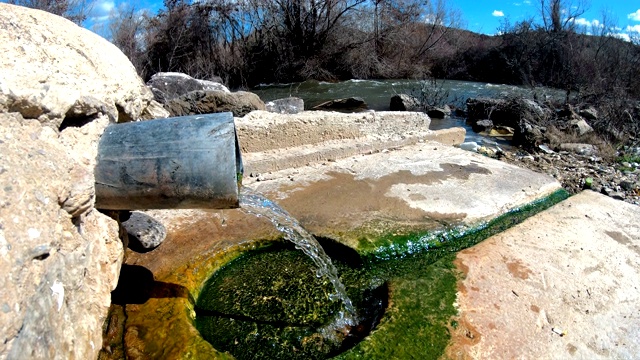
[146,72,229,104]
[0,113,123,359]
[164,90,266,117]
[0,4,162,358]
[0,3,154,127]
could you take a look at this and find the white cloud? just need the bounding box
[615,33,631,42]
[627,24,640,33]
[492,10,504,17]
[89,0,115,23]
[628,9,640,21]
[98,0,115,13]
[574,18,602,28]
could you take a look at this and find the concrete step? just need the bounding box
[236,110,464,174]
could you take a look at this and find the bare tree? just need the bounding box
[108,4,149,73]
[538,0,588,33]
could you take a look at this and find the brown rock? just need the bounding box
[165,90,265,117]
[0,113,123,359]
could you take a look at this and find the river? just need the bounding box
[253,79,563,146]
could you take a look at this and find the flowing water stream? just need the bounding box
[239,187,357,332]
[253,78,566,147]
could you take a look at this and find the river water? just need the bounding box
[253,79,563,145]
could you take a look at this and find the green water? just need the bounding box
[195,190,570,359]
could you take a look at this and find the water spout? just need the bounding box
[94,113,243,210]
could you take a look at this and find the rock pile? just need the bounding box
[465,97,604,151]
[496,148,640,205]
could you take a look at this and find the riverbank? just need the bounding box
[475,145,640,206]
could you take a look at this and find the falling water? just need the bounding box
[239,187,357,332]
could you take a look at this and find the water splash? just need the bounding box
[239,187,356,332]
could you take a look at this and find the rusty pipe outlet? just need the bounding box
[94,113,243,210]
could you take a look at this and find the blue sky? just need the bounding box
[84,0,640,40]
[452,0,640,38]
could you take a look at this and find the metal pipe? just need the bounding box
[94,113,243,210]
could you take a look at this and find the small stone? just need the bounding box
[122,212,167,252]
[620,181,635,191]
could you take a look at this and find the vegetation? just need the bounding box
[14,0,640,143]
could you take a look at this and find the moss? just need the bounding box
[197,246,342,327]
[195,244,385,360]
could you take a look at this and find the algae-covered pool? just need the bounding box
[195,190,569,359]
[195,241,458,360]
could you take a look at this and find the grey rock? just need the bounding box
[147,72,229,104]
[122,212,167,251]
[559,143,598,156]
[602,187,625,200]
[620,180,636,191]
[265,97,305,114]
[427,105,451,118]
[578,107,598,120]
[570,119,593,135]
[473,119,494,133]
[165,90,265,117]
[538,144,555,154]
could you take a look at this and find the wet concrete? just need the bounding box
[247,142,561,251]
[448,191,640,359]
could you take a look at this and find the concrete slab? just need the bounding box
[246,141,562,254]
[237,110,464,174]
[110,116,564,358]
[448,191,640,359]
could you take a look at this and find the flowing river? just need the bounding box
[253,78,565,145]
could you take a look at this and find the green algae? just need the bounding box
[357,189,570,263]
[197,246,342,327]
[192,189,570,359]
[195,244,386,360]
[336,254,459,360]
